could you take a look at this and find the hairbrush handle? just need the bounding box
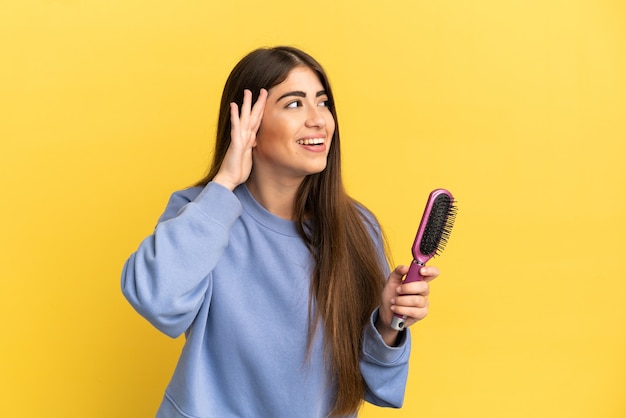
[390,261,425,331]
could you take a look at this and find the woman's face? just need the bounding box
[252,66,336,183]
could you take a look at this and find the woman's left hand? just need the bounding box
[375,265,440,346]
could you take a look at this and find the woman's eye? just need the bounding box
[318,100,330,108]
[286,100,301,109]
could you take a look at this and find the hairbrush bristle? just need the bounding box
[419,194,458,257]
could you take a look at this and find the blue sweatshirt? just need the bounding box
[121,182,410,418]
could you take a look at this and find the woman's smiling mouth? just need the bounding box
[296,138,326,146]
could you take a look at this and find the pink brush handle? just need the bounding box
[390,261,425,331]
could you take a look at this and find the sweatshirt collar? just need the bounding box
[235,184,301,237]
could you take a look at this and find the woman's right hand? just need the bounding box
[213,89,268,191]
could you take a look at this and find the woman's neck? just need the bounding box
[245,174,303,221]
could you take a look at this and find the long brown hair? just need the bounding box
[196,46,388,416]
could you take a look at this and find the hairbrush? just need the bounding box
[390,188,457,331]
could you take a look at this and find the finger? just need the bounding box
[249,89,268,132]
[390,305,429,322]
[240,89,253,125]
[419,266,440,282]
[393,294,429,309]
[386,265,409,290]
[251,89,268,114]
[230,102,241,136]
[391,265,410,280]
[397,280,430,297]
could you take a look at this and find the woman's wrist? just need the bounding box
[374,315,402,347]
[212,173,237,191]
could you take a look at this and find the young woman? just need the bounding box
[121,46,440,418]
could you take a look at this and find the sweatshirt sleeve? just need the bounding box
[361,308,411,408]
[121,182,242,338]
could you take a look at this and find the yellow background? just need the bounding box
[1,0,625,417]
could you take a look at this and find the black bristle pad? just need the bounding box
[419,194,457,256]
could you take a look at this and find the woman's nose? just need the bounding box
[305,106,327,128]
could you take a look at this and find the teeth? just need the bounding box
[297,138,325,145]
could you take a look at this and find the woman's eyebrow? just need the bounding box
[275,90,328,102]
